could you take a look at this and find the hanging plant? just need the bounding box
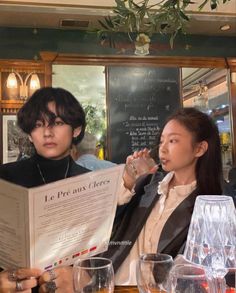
[98,0,232,49]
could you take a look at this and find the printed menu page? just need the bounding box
[0,164,124,270]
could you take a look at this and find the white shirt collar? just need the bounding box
[158,171,196,197]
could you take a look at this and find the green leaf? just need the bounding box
[183,0,196,4]
[198,0,209,10]
[115,0,126,7]
[98,20,109,30]
[131,0,142,9]
[179,10,190,21]
[105,16,115,28]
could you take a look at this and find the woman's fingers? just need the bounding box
[126,148,151,163]
[126,155,134,164]
[149,166,158,174]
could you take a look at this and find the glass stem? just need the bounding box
[211,277,226,293]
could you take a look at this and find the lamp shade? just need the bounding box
[30,73,40,90]
[6,72,18,88]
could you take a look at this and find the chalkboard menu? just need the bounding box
[107,66,180,163]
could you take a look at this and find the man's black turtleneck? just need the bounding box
[0,153,89,188]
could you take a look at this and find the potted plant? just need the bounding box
[99,0,232,50]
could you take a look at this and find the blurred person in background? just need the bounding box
[71,132,116,171]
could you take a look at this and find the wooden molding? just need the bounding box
[50,53,227,68]
[0,59,46,72]
[0,100,24,113]
[227,58,236,71]
[40,51,58,62]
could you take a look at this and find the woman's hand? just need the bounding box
[39,266,73,293]
[123,148,158,190]
[0,268,42,293]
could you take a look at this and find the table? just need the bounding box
[114,286,236,292]
[114,286,139,293]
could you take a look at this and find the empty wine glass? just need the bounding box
[136,253,174,293]
[184,195,236,293]
[73,257,114,293]
[168,263,214,293]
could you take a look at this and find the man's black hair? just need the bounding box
[17,87,86,144]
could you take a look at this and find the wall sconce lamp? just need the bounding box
[6,71,40,99]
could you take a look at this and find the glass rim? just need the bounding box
[73,257,113,270]
[140,253,173,263]
[171,264,206,279]
[196,195,233,202]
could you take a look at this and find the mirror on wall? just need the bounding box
[52,64,107,159]
[182,67,232,180]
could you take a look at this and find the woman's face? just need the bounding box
[158,119,206,173]
[29,102,81,160]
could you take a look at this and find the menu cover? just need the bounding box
[0,164,124,270]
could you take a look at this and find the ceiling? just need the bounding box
[0,0,235,36]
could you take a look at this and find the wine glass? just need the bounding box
[183,195,236,293]
[168,263,213,293]
[73,257,114,293]
[136,253,174,293]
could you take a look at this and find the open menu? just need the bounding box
[0,164,124,270]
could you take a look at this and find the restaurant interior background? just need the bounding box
[0,0,235,179]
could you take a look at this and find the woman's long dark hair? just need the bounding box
[17,87,86,144]
[163,107,222,195]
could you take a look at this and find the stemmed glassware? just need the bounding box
[73,257,114,293]
[183,195,236,293]
[168,263,213,293]
[136,253,174,293]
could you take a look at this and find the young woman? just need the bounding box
[102,107,229,285]
[0,86,89,293]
